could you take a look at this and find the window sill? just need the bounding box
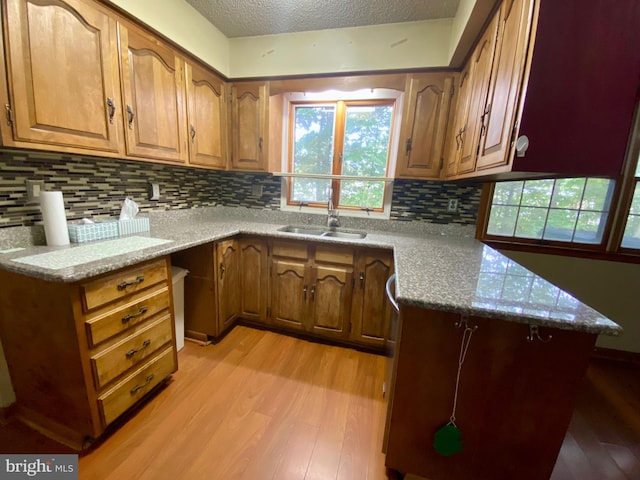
[482,239,640,264]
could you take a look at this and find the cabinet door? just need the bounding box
[457,13,499,175]
[118,23,188,163]
[270,258,308,331]
[216,239,240,334]
[351,252,393,348]
[307,264,353,340]
[239,237,268,323]
[231,82,268,171]
[186,62,228,169]
[476,0,534,170]
[3,0,122,152]
[445,63,474,177]
[396,74,454,179]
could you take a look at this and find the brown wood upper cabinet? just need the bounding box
[118,22,188,164]
[230,81,269,172]
[185,61,228,169]
[395,73,455,179]
[447,0,640,180]
[1,0,123,153]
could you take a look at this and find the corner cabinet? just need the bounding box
[1,0,123,153]
[395,73,456,179]
[447,0,640,180]
[230,81,269,172]
[185,61,228,169]
[215,238,241,335]
[117,22,189,164]
[239,237,269,323]
[0,258,177,449]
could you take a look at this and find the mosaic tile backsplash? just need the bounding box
[0,150,481,228]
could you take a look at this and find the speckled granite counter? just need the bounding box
[0,207,621,336]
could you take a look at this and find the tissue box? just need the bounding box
[68,221,119,243]
[118,217,150,236]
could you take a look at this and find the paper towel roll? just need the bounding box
[40,191,70,246]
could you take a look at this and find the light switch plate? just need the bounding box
[25,179,45,204]
[148,183,160,200]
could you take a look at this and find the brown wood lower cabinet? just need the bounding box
[385,305,597,480]
[172,236,395,350]
[0,257,177,449]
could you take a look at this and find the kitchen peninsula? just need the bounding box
[0,207,620,479]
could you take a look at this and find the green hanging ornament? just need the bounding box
[433,316,476,456]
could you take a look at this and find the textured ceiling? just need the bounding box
[185,0,461,38]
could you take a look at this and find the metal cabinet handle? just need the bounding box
[5,104,13,126]
[130,374,154,394]
[126,339,151,358]
[121,306,148,324]
[107,98,115,124]
[258,137,263,152]
[117,275,144,291]
[190,124,196,142]
[219,262,225,280]
[405,138,412,155]
[303,285,307,300]
[385,274,399,313]
[310,285,316,301]
[359,272,365,288]
[126,105,134,129]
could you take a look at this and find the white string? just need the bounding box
[449,325,475,427]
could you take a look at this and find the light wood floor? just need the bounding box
[1,325,639,480]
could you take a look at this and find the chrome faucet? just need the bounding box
[327,187,340,228]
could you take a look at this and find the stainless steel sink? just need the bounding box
[320,230,367,239]
[277,225,367,239]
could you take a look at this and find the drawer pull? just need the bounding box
[117,275,145,291]
[126,339,151,358]
[130,374,154,395]
[121,306,148,324]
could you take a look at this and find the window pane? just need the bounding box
[292,105,335,176]
[543,209,578,241]
[514,207,547,238]
[550,178,585,209]
[487,205,519,236]
[521,179,554,207]
[621,182,640,248]
[574,211,608,243]
[635,152,640,177]
[339,180,384,209]
[493,181,523,205]
[291,178,330,203]
[581,178,613,211]
[342,105,392,177]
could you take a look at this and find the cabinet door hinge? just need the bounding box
[450,82,455,97]
[439,157,444,171]
[5,104,13,126]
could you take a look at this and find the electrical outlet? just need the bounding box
[25,179,45,204]
[447,198,458,212]
[148,183,160,201]
[251,185,263,197]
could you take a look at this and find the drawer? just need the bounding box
[81,259,168,311]
[315,246,354,265]
[85,286,170,347]
[98,346,176,426]
[91,315,174,389]
[271,241,308,260]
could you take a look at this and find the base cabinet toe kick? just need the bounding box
[0,257,178,449]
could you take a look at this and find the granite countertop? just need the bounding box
[0,208,621,336]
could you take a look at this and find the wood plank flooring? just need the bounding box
[0,325,638,480]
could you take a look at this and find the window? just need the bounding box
[620,156,640,248]
[486,178,615,244]
[282,91,399,217]
[479,105,640,258]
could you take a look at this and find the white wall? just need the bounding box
[449,0,477,60]
[502,250,640,353]
[106,0,230,76]
[228,19,452,78]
